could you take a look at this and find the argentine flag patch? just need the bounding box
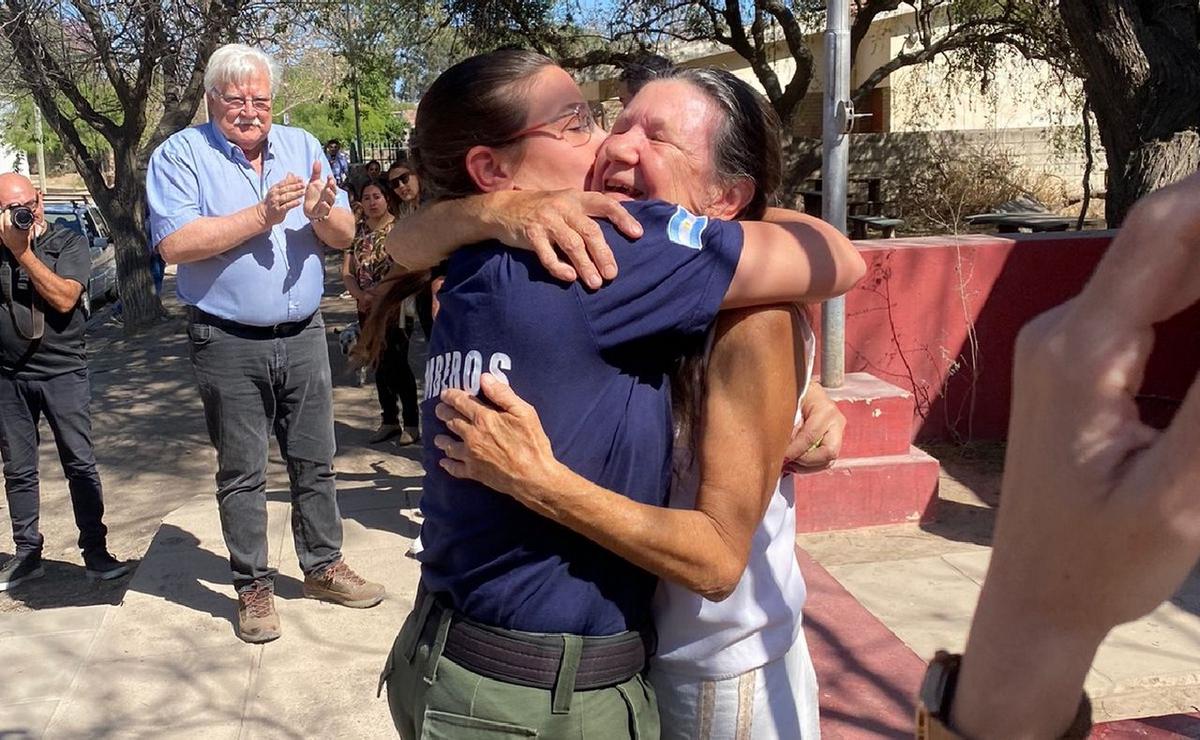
[666,205,709,250]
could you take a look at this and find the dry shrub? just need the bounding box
[892,141,1069,234]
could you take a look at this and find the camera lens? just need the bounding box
[10,206,34,230]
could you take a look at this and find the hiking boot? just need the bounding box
[370,422,401,443]
[237,584,281,643]
[0,552,45,591]
[396,426,420,446]
[303,560,384,608]
[84,551,132,582]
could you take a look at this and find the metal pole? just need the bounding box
[820,0,850,388]
[344,0,363,163]
[351,70,364,162]
[33,104,47,192]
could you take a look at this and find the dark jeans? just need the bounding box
[188,312,343,592]
[359,311,418,427]
[0,368,108,557]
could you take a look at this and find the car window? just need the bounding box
[87,207,110,238]
[44,211,85,236]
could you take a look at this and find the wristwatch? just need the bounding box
[916,651,1093,739]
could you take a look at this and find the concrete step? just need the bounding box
[795,447,940,533]
[823,373,915,459]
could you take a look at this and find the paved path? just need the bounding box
[4,418,425,738]
[2,269,425,738]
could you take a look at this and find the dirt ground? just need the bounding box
[0,256,426,612]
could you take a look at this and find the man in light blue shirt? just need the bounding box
[146,43,384,644]
[325,139,350,187]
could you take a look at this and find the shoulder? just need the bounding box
[271,124,322,152]
[152,125,206,158]
[619,200,737,251]
[148,126,212,175]
[709,306,807,390]
[42,222,88,254]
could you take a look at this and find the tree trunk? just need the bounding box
[1103,131,1200,228]
[1060,0,1200,226]
[780,135,822,210]
[93,157,163,330]
[94,142,163,330]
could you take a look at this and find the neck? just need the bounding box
[366,213,393,230]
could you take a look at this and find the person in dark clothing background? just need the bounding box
[0,172,129,591]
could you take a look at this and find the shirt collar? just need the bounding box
[204,121,275,165]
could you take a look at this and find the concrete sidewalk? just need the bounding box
[9,479,421,739]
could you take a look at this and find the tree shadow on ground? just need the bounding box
[132,523,304,626]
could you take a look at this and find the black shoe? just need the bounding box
[0,552,45,591]
[84,551,131,582]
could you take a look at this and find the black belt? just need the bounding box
[423,592,647,692]
[186,306,314,339]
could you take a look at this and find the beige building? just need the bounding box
[581,9,1080,135]
[580,9,1100,203]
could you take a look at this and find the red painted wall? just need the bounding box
[813,231,1200,441]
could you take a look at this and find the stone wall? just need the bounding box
[846,126,1107,201]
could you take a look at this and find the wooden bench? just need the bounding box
[848,214,903,239]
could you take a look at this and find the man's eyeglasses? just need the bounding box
[500,103,596,148]
[219,94,272,112]
[390,172,413,187]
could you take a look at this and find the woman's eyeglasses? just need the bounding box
[500,104,596,148]
[390,173,413,187]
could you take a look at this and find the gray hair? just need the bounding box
[204,44,279,95]
[656,67,783,220]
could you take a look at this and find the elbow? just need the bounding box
[691,557,747,603]
[156,240,181,265]
[833,247,867,295]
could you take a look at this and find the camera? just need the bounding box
[7,205,34,231]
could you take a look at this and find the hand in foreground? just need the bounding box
[485,189,644,290]
[433,374,561,502]
[952,171,1200,738]
[783,381,845,472]
[0,207,33,256]
[304,160,339,222]
[260,174,306,226]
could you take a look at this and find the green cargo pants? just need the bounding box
[381,589,660,739]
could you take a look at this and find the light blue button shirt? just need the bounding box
[146,122,350,326]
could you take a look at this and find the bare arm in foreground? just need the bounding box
[949,172,1200,738]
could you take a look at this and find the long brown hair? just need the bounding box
[355,49,556,367]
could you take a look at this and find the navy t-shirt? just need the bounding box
[418,200,744,636]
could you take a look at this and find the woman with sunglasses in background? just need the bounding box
[388,158,421,215]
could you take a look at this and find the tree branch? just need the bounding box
[67,0,131,101]
[1,0,121,141]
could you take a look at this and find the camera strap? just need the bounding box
[0,247,45,341]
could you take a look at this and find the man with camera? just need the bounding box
[0,172,128,591]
